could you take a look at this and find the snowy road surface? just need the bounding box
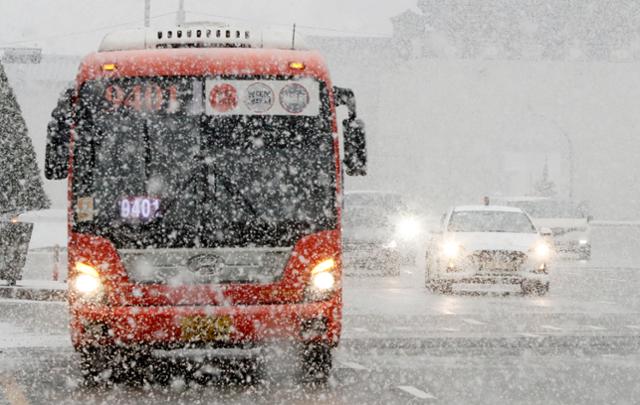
[1,226,640,403]
[1,261,640,403]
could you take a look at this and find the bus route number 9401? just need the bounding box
[119,197,161,222]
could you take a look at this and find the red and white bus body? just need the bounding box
[67,48,344,354]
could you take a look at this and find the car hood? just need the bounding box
[444,232,540,253]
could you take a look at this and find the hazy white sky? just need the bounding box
[0,0,417,54]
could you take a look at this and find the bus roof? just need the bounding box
[76,48,332,85]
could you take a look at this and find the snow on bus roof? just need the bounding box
[78,47,329,80]
[99,24,308,52]
[454,205,524,213]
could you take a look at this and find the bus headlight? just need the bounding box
[72,262,103,297]
[305,258,337,301]
[74,274,101,294]
[312,271,335,290]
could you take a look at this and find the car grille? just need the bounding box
[469,250,526,271]
[342,241,394,269]
[118,247,291,285]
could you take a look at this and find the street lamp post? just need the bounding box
[528,108,574,202]
[548,118,574,203]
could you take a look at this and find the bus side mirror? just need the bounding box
[334,86,367,176]
[44,121,69,180]
[343,118,367,176]
[44,88,74,180]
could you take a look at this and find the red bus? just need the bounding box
[45,24,367,383]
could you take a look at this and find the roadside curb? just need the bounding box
[0,286,66,302]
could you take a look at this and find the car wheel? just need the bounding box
[299,343,332,384]
[522,281,549,296]
[426,280,453,294]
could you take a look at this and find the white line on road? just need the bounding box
[518,332,541,338]
[541,324,563,331]
[462,318,485,326]
[585,325,606,331]
[397,385,437,400]
[339,361,368,371]
[439,327,460,332]
[353,327,369,333]
[625,325,640,330]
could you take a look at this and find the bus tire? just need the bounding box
[80,347,113,385]
[299,343,332,384]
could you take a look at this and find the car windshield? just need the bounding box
[71,77,336,248]
[448,210,536,233]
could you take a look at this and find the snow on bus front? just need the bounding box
[68,72,343,371]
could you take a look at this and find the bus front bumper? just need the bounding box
[70,297,341,351]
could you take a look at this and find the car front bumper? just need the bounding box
[342,242,400,272]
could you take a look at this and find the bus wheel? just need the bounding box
[80,347,113,385]
[299,343,332,384]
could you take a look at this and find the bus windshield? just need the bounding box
[72,76,336,249]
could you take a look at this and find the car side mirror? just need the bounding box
[540,227,553,237]
[334,86,367,176]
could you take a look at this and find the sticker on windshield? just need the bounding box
[118,197,161,222]
[205,79,319,116]
[279,83,309,114]
[244,82,274,113]
[208,83,238,113]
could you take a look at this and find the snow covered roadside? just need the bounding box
[0,300,69,349]
[0,321,69,349]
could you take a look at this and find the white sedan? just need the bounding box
[425,205,552,295]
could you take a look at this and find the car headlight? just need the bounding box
[395,216,421,241]
[579,239,588,245]
[72,262,103,296]
[441,241,461,259]
[533,242,551,260]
